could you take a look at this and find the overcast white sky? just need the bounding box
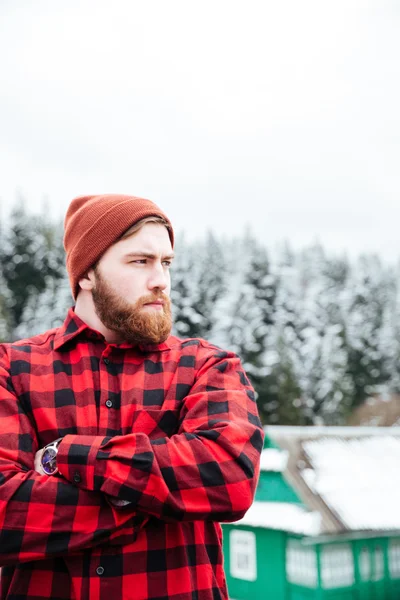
[1,0,399,260]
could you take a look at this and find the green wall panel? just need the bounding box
[222,524,287,600]
[255,471,302,504]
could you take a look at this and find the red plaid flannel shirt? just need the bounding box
[0,308,263,600]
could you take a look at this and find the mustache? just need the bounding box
[137,292,170,307]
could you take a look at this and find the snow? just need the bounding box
[260,448,288,472]
[266,425,400,438]
[302,435,400,531]
[233,501,321,536]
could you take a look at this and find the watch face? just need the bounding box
[41,447,57,475]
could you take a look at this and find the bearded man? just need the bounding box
[0,194,263,600]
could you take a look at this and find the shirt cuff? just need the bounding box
[57,434,104,491]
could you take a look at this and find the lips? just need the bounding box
[144,301,164,307]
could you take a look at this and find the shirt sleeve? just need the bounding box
[57,347,264,522]
[0,345,144,566]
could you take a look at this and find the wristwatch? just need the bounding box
[41,438,63,475]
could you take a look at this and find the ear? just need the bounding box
[78,268,95,291]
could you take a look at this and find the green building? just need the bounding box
[222,426,400,599]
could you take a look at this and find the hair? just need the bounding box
[119,215,172,241]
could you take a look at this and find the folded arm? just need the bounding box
[0,346,140,566]
[56,348,264,522]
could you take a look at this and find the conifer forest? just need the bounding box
[2,203,400,426]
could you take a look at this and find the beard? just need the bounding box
[91,267,172,345]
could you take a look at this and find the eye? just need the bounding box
[162,260,172,267]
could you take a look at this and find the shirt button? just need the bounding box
[105,399,113,408]
[73,471,81,483]
[96,566,104,576]
[103,358,110,365]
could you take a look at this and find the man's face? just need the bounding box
[90,222,174,345]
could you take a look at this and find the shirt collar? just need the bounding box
[54,307,173,352]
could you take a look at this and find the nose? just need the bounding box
[147,262,169,292]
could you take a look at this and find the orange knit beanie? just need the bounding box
[64,194,174,300]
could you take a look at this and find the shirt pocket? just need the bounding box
[131,408,180,441]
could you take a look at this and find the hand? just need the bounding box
[34,448,46,475]
[107,496,131,508]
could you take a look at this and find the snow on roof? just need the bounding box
[265,425,400,438]
[260,448,289,472]
[302,435,400,531]
[233,501,321,536]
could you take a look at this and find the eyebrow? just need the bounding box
[124,251,175,260]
